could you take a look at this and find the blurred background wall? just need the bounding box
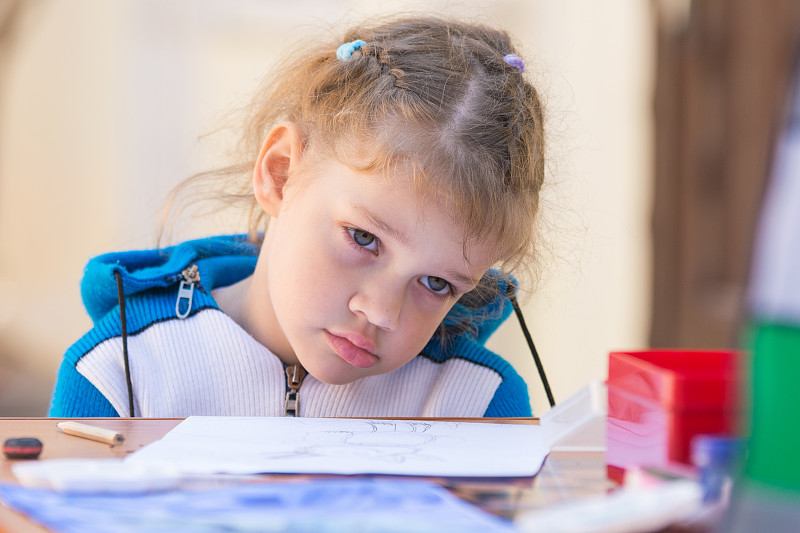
[0,0,655,415]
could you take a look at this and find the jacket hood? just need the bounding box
[81,235,259,323]
[439,272,516,345]
[80,234,515,346]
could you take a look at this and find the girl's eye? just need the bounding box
[347,227,378,252]
[420,275,451,295]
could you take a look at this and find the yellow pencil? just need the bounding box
[56,421,125,446]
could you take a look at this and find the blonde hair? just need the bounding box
[165,15,546,311]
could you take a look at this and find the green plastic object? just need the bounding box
[743,322,800,492]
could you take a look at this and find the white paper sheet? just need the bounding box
[126,417,548,477]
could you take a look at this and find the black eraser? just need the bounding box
[3,437,43,459]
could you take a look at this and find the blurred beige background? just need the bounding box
[0,0,654,416]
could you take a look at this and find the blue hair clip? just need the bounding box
[503,53,525,73]
[337,39,367,61]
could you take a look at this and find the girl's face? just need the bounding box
[256,156,496,385]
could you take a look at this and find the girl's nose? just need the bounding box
[349,280,403,330]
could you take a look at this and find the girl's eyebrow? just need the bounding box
[353,204,410,246]
[448,270,480,290]
[353,204,478,289]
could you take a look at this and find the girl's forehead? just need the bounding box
[331,155,449,218]
[306,148,440,207]
[305,138,429,196]
[305,130,507,262]
[322,139,446,200]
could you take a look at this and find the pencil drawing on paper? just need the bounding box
[256,419,466,464]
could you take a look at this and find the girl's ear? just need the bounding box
[253,121,304,217]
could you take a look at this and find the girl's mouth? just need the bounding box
[325,331,378,369]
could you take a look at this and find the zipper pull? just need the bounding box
[175,264,200,319]
[284,364,307,417]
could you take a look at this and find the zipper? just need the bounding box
[284,364,307,417]
[175,264,200,319]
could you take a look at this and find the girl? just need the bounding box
[49,15,546,418]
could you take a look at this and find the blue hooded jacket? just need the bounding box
[49,235,531,418]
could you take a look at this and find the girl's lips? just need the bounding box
[325,331,378,369]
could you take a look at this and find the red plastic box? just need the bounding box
[606,349,743,469]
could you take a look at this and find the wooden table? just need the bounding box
[0,418,613,533]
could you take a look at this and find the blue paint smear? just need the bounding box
[0,478,518,533]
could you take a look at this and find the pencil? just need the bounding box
[56,421,125,446]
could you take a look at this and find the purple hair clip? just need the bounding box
[503,53,525,73]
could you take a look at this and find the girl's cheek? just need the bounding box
[406,292,455,332]
[331,240,356,266]
[412,282,454,312]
